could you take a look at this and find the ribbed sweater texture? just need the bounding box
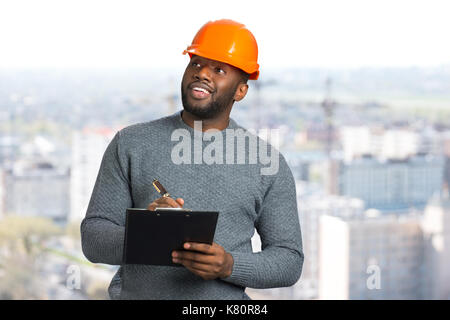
[81,110,304,299]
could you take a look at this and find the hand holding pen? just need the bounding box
[150,179,233,279]
[147,179,185,211]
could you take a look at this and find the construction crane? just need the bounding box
[321,77,336,157]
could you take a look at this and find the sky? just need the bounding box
[1,0,450,70]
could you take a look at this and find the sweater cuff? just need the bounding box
[221,251,255,287]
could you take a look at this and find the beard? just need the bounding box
[181,83,237,119]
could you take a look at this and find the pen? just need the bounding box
[152,179,170,198]
[152,179,192,211]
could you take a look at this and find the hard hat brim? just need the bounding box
[182,49,259,80]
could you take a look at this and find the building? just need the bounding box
[340,126,375,162]
[340,126,442,162]
[319,210,424,299]
[283,150,327,182]
[421,193,450,299]
[333,154,445,210]
[293,194,365,299]
[382,129,419,160]
[0,135,20,165]
[69,127,117,222]
[3,160,70,223]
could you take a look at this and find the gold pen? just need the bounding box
[152,179,192,211]
[152,179,170,198]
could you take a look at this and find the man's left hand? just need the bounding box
[172,242,234,280]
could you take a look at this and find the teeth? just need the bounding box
[193,87,209,94]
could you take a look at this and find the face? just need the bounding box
[181,55,248,119]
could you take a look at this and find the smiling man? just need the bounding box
[81,19,304,300]
[181,54,249,125]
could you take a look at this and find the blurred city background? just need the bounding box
[1,0,449,299]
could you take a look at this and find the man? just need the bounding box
[81,19,303,300]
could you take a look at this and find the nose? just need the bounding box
[194,65,212,82]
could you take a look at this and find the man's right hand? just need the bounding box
[147,197,184,211]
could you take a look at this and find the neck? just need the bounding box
[181,109,231,131]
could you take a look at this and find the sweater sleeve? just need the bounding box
[80,130,132,265]
[222,155,304,289]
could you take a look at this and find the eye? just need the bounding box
[191,62,201,68]
[215,67,225,74]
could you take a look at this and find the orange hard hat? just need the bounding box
[183,19,259,80]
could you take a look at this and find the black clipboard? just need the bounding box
[122,208,219,266]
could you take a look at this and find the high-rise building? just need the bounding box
[382,129,419,160]
[293,194,365,299]
[340,126,442,162]
[69,128,116,222]
[318,192,450,300]
[0,135,20,165]
[332,154,445,210]
[319,210,424,299]
[340,126,374,161]
[421,193,450,299]
[3,160,70,223]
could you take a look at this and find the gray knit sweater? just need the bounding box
[80,110,303,300]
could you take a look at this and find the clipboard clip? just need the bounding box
[154,207,193,212]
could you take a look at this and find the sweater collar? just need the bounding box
[173,110,239,132]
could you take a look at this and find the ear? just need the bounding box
[234,83,249,102]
